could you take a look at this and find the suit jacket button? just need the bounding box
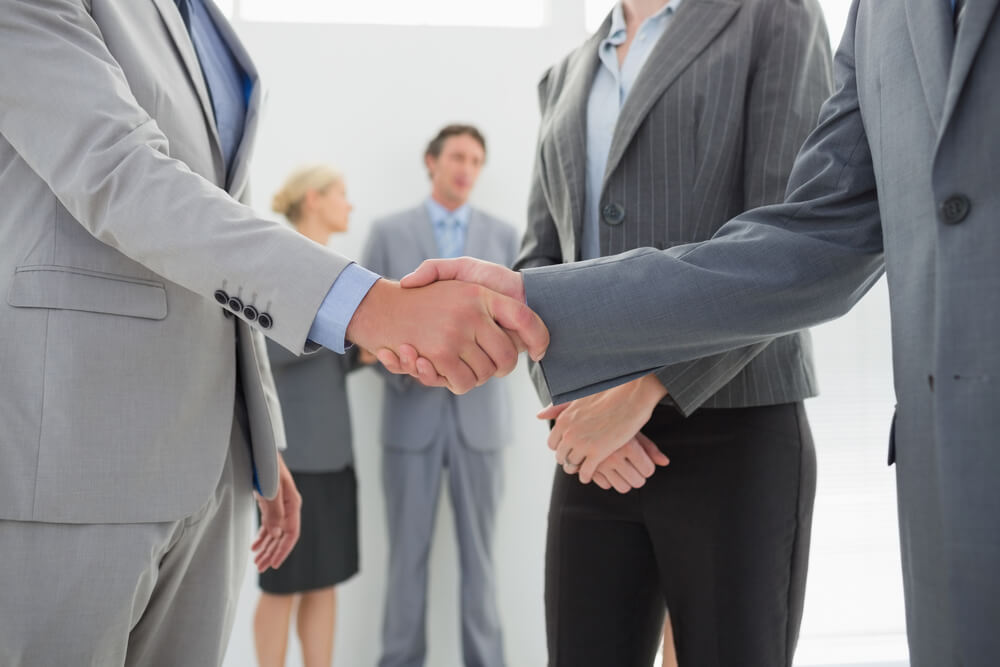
[602,202,625,225]
[214,289,229,305]
[243,305,259,322]
[257,312,273,330]
[227,296,243,313]
[939,194,970,225]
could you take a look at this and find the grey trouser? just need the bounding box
[379,401,506,667]
[0,418,253,667]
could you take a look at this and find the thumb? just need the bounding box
[637,432,670,467]
[487,293,550,362]
[400,258,460,288]
[537,402,570,420]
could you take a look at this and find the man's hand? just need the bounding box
[252,454,301,573]
[345,278,548,394]
[538,375,670,484]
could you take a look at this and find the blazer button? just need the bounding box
[243,305,259,322]
[602,202,626,225]
[257,312,273,330]
[939,194,970,225]
[227,296,243,313]
[214,289,229,305]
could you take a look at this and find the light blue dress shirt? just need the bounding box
[582,0,683,260]
[175,0,379,354]
[425,197,471,258]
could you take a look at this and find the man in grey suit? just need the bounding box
[363,125,519,667]
[0,4,546,665]
[396,1,1000,664]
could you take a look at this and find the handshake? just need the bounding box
[346,257,542,394]
[347,258,670,493]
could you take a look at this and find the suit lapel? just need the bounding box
[152,0,224,168]
[464,210,488,259]
[603,0,740,187]
[905,0,955,133]
[549,20,607,249]
[940,0,1000,134]
[414,206,441,262]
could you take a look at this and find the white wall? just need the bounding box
[222,3,907,666]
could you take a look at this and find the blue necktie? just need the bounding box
[438,218,464,259]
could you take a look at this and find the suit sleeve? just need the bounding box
[514,68,565,405]
[524,0,885,404]
[0,1,349,354]
[650,0,836,415]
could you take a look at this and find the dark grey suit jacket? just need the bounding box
[521,1,1000,662]
[516,0,833,414]
[266,342,361,472]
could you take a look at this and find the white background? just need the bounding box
[217,1,908,665]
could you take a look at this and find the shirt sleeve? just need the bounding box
[306,263,380,354]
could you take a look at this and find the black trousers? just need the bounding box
[544,402,816,667]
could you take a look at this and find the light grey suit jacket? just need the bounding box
[516,0,832,414]
[0,1,354,523]
[522,1,1000,663]
[362,205,519,452]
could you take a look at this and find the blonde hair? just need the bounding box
[271,165,343,223]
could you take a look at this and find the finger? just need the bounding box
[537,402,570,421]
[430,353,478,395]
[399,259,460,288]
[473,322,519,378]
[579,447,612,485]
[459,346,498,387]
[623,439,656,478]
[270,535,296,569]
[396,344,419,374]
[255,535,280,572]
[604,468,632,494]
[555,440,576,467]
[486,293,549,362]
[637,432,670,466]
[562,461,580,476]
[614,458,647,489]
[250,525,268,552]
[504,328,527,354]
[547,414,568,451]
[593,472,612,490]
[414,357,449,387]
[376,348,404,373]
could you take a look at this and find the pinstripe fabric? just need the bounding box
[516,0,833,414]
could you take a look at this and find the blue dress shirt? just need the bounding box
[425,197,471,258]
[582,0,683,260]
[174,0,380,354]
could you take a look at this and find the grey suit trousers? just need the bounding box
[0,417,254,666]
[380,400,505,667]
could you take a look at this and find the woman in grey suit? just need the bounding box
[515,0,833,665]
[253,165,365,667]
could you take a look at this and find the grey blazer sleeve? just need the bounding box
[651,0,834,414]
[0,1,348,354]
[523,13,885,404]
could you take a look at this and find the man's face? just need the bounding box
[426,134,485,207]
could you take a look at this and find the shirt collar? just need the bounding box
[604,0,683,47]
[425,197,471,228]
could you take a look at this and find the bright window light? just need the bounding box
[237,0,545,28]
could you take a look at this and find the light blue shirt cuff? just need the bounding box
[307,263,381,354]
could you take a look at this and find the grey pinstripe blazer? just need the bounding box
[515,0,833,414]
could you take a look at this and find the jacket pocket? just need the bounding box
[7,265,167,320]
